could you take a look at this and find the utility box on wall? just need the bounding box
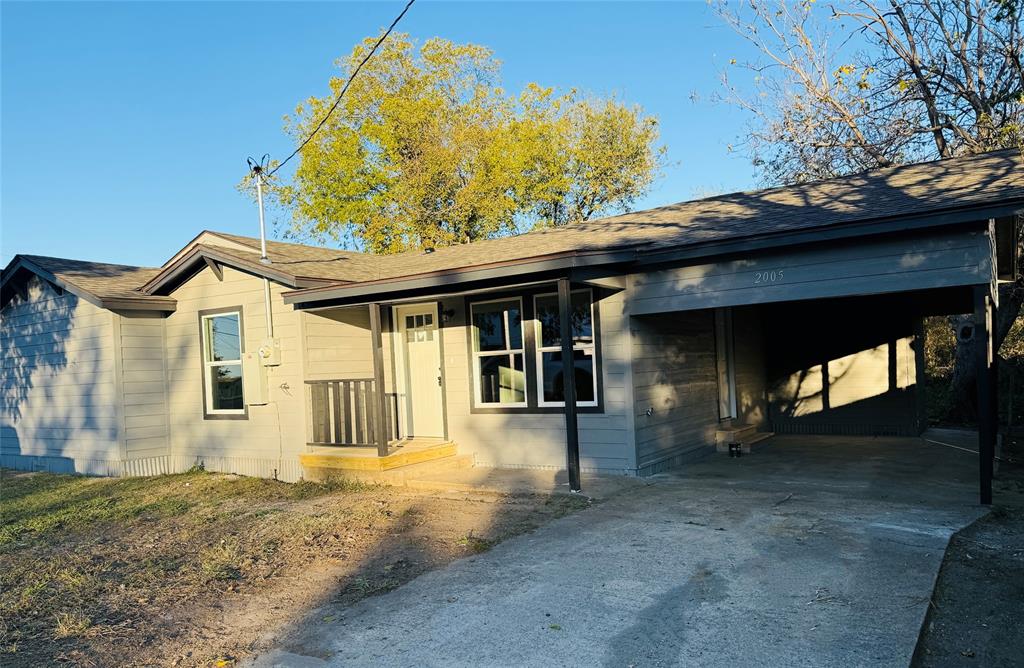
[242,350,269,405]
[258,338,281,366]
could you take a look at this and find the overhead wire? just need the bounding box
[265,0,417,177]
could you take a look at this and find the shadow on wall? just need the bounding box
[761,295,922,436]
[2,276,115,473]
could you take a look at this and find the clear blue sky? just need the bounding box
[2,1,761,268]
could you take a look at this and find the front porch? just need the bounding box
[296,278,597,489]
[301,372,464,477]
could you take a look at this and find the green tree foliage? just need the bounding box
[270,35,664,254]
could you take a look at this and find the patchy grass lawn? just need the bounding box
[0,468,589,667]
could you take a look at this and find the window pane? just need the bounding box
[212,364,243,410]
[478,354,525,404]
[472,300,521,351]
[536,292,592,348]
[536,295,559,348]
[205,314,241,361]
[540,350,595,403]
[571,291,593,344]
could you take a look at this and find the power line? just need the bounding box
[267,0,416,177]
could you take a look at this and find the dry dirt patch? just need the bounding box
[912,437,1024,667]
[0,468,588,667]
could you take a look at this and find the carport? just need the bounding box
[629,218,1016,504]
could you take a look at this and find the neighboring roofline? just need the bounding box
[1,255,176,312]
[283,198,1024,309]
[141,244,337,295]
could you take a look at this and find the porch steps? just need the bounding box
[305,454,474,486]
[715,424,775,454]
[300,441,457,472]
[300,441,474,484]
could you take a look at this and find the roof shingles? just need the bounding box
[6,148,1022,301]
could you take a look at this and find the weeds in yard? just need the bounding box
[457,531,494,554]
[199,540,243,582]
[53,611,91,639]
[348,576,399,597]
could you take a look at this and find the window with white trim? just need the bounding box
[470,298,526,406]
[201,310,245,414]
[534,289,597,407]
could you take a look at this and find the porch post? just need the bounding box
[558,278,582,492]
[974,286,995,505]
[369,302,389,458]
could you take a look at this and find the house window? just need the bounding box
[201,310,245,415]
[470,298,526,406]
[406,313,434,342]
[534,289,597,407]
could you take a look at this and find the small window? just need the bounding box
[201,310,244,415]
[405,312,434,342]
[534,290,597,407]
[470,299,526,406]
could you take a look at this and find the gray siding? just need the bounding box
[114,312,171,474]
[631,311,719,474]
[302,308,374,381]
[1,277,122,474]
[630,229,992,315]
[438,288,635,474]
[163,266,306,481]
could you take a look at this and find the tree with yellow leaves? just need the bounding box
[271,34,664,255]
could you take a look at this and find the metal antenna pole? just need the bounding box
[255,171,270,265]
[248,157,275,339]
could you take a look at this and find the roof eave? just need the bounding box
[1,255,104,310]
[282,249,638,308]
[100,296,177,312]
[142,245,306,295]
[1,255,176,312]
[282,197,1024,309]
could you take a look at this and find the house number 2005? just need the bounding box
[753,269,785,284]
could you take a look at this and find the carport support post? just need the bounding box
[369,303,389,458]
[974,286,995,505]
[558,278,582,492]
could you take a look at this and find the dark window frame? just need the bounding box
[468,296,528,408]
[463,286,604,415]
[198,305,248,420]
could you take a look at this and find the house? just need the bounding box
[2,149,1020,502]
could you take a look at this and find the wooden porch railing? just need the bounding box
[306,379,400,447]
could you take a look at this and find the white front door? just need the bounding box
[395,303,445,438]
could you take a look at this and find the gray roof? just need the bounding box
[198,232,382,282]
[0,255,175,310]
[5,148,1022,309]
[345,148,1024,284]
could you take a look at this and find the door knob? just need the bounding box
[437,375,442,386]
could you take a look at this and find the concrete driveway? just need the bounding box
[252,436,986,667]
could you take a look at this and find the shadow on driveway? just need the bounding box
[251,435,985,668]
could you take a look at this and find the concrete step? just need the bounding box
[715,424,758,446]
[300,441,456,472]
[716,431,775,454]
[305,453,474,485]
